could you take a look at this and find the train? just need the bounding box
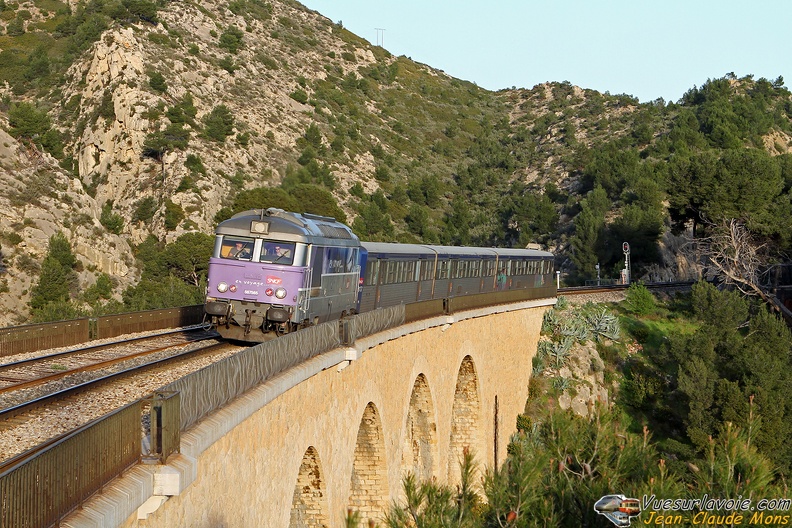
[204,208,556,342]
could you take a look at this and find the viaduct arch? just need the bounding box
[65,299,552,528]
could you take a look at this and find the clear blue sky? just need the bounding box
[299,0,790,103]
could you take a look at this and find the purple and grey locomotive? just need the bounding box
[204,208,361,341]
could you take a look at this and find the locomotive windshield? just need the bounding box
[221,236,254,260]
[259,241,296,266]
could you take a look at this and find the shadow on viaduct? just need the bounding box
[65,299,553,528]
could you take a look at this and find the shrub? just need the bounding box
[3,232,23,245]
[132,196,157,223]
[218,26,244,53]
[142,123,190,158]
[163,199,184,229]
[625,281,656,315]
[6,16,24,36]
[148,71,167,93]
[184,153,206,175]
[289,89,308,104]
[202,105,234,142]
[99,201,124,234]
[97,89,115,120]
[218,55,236,74]
[8,102,50,140]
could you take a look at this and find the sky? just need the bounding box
[299,0,790,103]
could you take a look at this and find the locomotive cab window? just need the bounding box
[259,241,295,265]
[221,237,255,260]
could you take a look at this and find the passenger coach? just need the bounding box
[359,242,555,312]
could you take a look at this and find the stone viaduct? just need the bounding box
[64,298,554,528]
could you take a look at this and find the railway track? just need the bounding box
[0,335,244,466]
[0,326,216,397]
[558,281,694,296]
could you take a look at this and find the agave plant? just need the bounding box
[542,308,560,335]
[560,317,590,343]
[549,337,573,369]
[536,339,553,359]
[532,350,547,377]
[585,308,621,342]
[552,376,572,392]
[555,295,569,310]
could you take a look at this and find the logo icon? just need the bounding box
[594,495,641,527]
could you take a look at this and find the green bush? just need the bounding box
[625,281,656,315]
[132,196,157,223]
[99,201,124,234]
[289,89,308,104]
[3,232,23,246]
[184,153,206,175]
[218,55,236,74]
[202,105,234,142]
[163,199,184,229]
[142,123,190,158]
[149,71,167,93]
[218,26,244,54]
[8,101,50,140]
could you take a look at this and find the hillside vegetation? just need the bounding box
[0,0,791,323]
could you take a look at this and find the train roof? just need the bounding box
[361,241,553,259]
[215,208,359,247]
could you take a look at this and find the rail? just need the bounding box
[0,305,205,358]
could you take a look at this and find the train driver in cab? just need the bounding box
[230,241,251,259]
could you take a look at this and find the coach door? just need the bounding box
[359,258,380,312]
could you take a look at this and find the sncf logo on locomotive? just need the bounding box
[266,276,283,285]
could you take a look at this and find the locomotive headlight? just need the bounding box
[217,282,229,293]
[274,287,287,299]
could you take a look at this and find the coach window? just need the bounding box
[484,260,495,277]
[365,259,379,285]
[420,260,433,281]
[406,261,416,282]
[436,260,449,280]
[385,261,396,284]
